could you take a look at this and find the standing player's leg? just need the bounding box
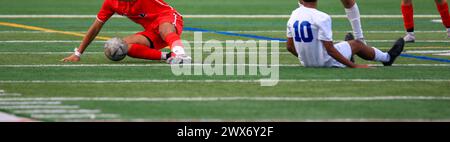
[341,0,365,44]
[123,34,170,60]
[159,22,191,64]
[346,35,405,66]
[401,0,416,42]
[434,0,450,38]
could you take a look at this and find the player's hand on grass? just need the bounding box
[352,64,371,68]
[61,54,80,62]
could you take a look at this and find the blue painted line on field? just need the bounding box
[400,54,450,63]
[184,27,287,41]
[184,27,450,63]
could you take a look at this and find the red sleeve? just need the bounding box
[96,0,115,23]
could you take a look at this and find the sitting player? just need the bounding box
[62,0,191,64]
[287,0,405,68]
[401,0,450,42]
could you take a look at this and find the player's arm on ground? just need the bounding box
[317,14,368,68]
[62,0,113,62]
[286,38,298,57]
[62,20,105,62]
[286,23,298,57]
[322,41,368,68]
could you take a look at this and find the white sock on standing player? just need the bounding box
[372,47,390,62]
[345,3,364,40]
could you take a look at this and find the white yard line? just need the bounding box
[0,96,450,102]
[435,53,450,56]
[31,114,119,119]
[0,101,61,105]
[431,19,443,23]
[0,105,79,109]
[0,90,118,121]
[14,109,101,114]
[0,14,441,19]
[0,93,22,96]
[0,90,21,96]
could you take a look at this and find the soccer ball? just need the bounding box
[104,37,128,61]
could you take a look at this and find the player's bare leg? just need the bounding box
[122,34,170,61]
[159,22,191,64]
[401,0,416,42]
[341,0,366,44]
[346,34,405,66]
[434,0,450,38]
[348,40,375,61]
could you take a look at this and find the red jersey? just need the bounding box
[97,0,181,29]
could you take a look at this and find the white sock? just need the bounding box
[161,52,168,60]
[373,47,390,62]
[172,46,185,56]
[345,3,364,39]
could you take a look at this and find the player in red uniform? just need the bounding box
[62,0,191,64]
[401,0,450,42]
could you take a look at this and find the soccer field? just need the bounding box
[0,0,449,122]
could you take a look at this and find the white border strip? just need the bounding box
[0,15,441,18]
[1,96,450,102]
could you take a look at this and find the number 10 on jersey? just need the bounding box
[293,21,313,43]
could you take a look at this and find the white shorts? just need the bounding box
[328,41,352,68]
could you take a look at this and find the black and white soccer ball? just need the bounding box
[104,37,128,61]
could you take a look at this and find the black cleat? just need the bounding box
[344,33,355,41]
[383,38,405,66]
